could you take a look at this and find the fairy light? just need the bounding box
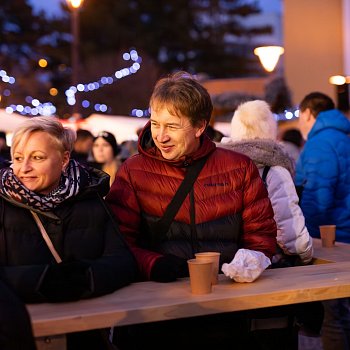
[0,69,16,84]
[64,49,142,110]
[1,48,142,117]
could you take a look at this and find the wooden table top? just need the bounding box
[27,238,350,337]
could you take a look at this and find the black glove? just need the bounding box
[39,261,92,302]
[150,254,189,283]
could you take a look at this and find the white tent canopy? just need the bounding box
[76,114,149,144]
[0,109,28,132]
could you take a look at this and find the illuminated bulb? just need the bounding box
[66,0,84,9]
[254,46,284,73]
[329,75,346,85]
[38,59,48,68]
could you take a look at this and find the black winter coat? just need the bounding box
[0,168,138,303]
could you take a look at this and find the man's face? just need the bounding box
[298,108,315,140]
[150,106,206,161]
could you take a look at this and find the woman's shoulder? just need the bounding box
[267,165,294,186]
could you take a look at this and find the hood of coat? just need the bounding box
[137,121,216,167]
[308,109,350,140]
[219,138,294,175]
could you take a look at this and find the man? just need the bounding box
[296,92,350,243]
[295,91,350,350]
[106,71,277,349]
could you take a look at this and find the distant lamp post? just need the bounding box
[254,45,284,73]
[66,0,84,117]
[329,75,350,112]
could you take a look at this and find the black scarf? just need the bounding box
[0,160,90,212]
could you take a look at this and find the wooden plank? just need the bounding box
[312,238,350,262]
[28,260,350,337]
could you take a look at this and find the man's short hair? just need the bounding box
[150,71,213,126]
[299,92,335,118]
[76,129,94,141]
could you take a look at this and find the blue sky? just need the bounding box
[29,0,282,17]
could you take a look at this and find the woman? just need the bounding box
[92,131,121,186]
[218,100,316,348]
[220,100,313,265]
[0,116,137,347]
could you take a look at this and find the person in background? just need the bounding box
[219,99,318,348]
[220,100,313,266]
[70,129,94,166]
[118,139,138,163]
[296,92,350,350]
[92,131,121,186]
[106,71,277,349]
[0,131,11,167]
[279,128,304,164]
[205,124,224,141]
[0,279,37,350]
[0,116,137,349]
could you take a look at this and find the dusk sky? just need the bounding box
[29,0,282,17]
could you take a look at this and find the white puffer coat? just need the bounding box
[219,138,313,264]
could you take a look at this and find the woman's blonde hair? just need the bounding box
[11,116,76,158]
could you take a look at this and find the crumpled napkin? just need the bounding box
[221,248,271,283]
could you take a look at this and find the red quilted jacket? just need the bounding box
[106,123,277,280]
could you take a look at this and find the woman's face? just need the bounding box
[12,131,69,195]
[92,137,114,163]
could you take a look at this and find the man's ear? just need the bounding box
[305,108,315,121]
[195,120,207,138]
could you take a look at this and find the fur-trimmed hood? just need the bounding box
[219,138,295,175]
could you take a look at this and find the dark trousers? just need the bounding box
[113,309,298,350]
[0,280,37,350]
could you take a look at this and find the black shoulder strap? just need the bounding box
[261,165,271,188]
[156,155,209,234]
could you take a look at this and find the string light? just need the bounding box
[64,49,142,110]
[0,69,16,84]
[1,49,142,117]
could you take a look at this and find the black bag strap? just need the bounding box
[155,154,209,234]
[261,165,271,188]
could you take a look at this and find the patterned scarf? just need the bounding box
[0,159,90,212]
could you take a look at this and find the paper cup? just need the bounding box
[319,225,336,248]
[187,259,213,295]
[195,252,221,285]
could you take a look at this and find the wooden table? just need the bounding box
[27,238,350,349]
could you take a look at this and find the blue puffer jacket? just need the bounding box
[295,109,350,243]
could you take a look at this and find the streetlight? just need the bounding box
[254,46,284,73]
[66,0,84,117]
[329,75,350,112]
